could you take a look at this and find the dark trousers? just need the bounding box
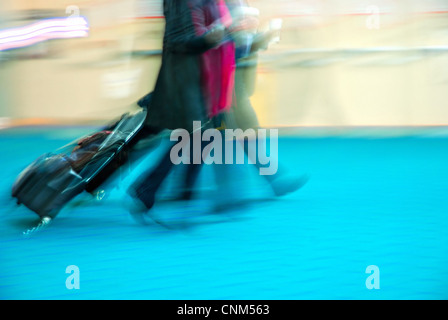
[133,130,207,208]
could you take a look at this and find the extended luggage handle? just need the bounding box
[83,109,147,184]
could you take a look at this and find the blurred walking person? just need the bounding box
[211,0,309,207]
[126,0,236,224]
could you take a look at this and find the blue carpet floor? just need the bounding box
[1,127,448,299]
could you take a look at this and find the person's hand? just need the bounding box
[205,24,225,45]
[229,16,259,33]
[264,29,280,43]
[251,30,279,52]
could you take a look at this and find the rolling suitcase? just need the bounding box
[12,108,147,219]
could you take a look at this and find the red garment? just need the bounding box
[191,0,236,118]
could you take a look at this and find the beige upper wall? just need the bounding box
[1,1,448,126]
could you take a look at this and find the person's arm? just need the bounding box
[164,0,224,54]
[250,30,276,53]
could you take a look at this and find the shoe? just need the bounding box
[212,200,250,214]
[270,174,309,197]
[124,189,154,225]
[170,189,193,202]
[125,188,176,228]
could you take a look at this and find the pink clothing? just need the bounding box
[191,0,236,118]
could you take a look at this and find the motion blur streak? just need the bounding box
[0,17,89,51]
[1,0,448,301]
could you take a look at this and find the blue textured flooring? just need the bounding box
[1,127,448,300]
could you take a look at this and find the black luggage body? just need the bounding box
[12,109,147,219]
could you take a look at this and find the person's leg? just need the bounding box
[130,129,206,208]
[131,144,176,209]
[233,68,309,196]
[233,67,260,131]
[180,163,203,200]
[237,128,308,196]
[177,115,229,200]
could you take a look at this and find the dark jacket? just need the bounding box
[143,0,219,133]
